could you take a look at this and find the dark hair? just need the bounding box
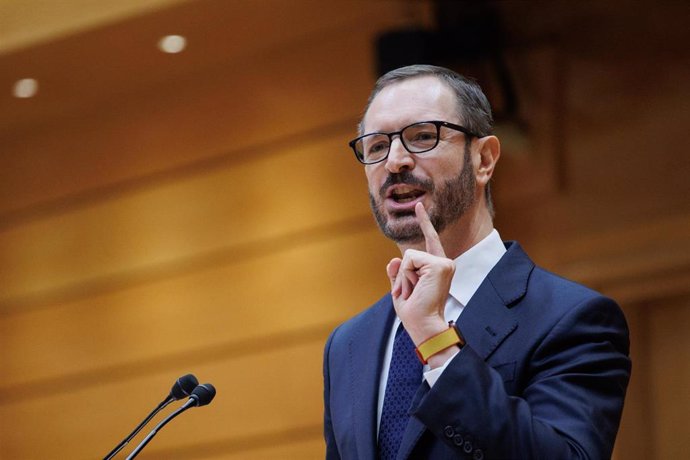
[360,64,496,217]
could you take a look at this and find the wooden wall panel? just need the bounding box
[0,135,368,304]
[0,341,327,459]
[648,297,690,460]
[1,229,397,389]
[613,302,653,460]
[165,438,327,460]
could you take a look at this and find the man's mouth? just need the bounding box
[376,172,433,213]
[384,185,427,212]
[389,186,426,203]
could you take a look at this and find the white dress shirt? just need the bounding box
[376,229,507,433]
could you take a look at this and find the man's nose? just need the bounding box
[385,137,414,173]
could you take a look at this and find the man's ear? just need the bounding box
[473,135,500,187]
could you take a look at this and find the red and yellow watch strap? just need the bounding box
[415,321,465,364]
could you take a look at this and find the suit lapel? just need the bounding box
[457,242,533,360]
[349,294,396,460]
[456,286,518,360]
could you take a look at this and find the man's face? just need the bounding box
[363,76,477,244]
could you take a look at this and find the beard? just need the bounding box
[368,146,476,244]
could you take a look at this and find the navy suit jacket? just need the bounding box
[323,242,630,459]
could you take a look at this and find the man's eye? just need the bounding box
[368,142,389,154]
[412,131,437,141]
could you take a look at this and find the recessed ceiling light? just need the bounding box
[13,78,38,98]
[158,35,187,54]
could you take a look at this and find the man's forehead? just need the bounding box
[362,76,456,131]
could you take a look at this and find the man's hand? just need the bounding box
[387,202,455,349]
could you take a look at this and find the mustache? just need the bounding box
[378,171,434,198]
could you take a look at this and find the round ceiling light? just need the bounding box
[13,78,39,98]
[158,35,187,54]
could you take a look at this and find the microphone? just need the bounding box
[126,383,216,460]
[103,374,198,460]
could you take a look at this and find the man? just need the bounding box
[323,65,630,459]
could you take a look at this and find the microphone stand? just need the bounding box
[125,399,197,460]
[103,397,173,460]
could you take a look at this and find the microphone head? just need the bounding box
[170,374,199,400]
[190,383,216,407]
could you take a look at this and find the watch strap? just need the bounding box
[415,321,464,364]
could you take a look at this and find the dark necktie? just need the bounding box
[378,324,423,459]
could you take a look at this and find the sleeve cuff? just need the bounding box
[423,348,460,387]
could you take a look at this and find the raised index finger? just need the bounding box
[415,202,446,257]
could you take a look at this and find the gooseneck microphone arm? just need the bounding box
[103,374,198,460]
[125,397,194,459]
[104,397,172,460]
[125,383,216,460]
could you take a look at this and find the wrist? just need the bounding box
[414,321,465,365]
[404,315,448,346]
[426,345,460,369]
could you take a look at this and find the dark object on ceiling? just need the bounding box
[375,0,517,121]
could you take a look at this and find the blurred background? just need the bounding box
[1,0,688,458]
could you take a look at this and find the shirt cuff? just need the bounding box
[423,348,460,387]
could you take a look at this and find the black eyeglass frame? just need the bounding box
[348,120,480,165]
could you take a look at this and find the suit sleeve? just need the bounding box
[411,296,631,459]
[323,327,341,460]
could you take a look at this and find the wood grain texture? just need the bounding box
[0,134,369,306]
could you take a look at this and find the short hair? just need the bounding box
[360,64,496,217]
[359,64,494,136]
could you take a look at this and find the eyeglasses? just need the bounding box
[348,120,478,165]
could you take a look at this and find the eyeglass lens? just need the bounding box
[355,122,440,164]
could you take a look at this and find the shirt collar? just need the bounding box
[449,229,506,306]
